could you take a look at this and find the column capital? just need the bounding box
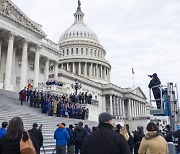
[22,39,29,46]
[34,44,42,51]
[8,32,16,40]
[45,57,50,61]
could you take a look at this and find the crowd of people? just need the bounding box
[19,88,89,120]
[46,80,63,87]
[52,113,180,154]
[0,117,43,154]
[0,113,180,154]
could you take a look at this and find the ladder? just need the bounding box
[149,82,179,131]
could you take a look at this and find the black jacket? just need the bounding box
[173,129,180,152]
[73,126,87,146]
[148,77,161,94]
[81,123,131,154]
[28,128,43,153]
[0,132,38,154]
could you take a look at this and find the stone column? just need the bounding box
[135,100,137,118]
[54,62,58,80]
[122,99,125,118]
[110,95,113,115]
[72,62,75,73]
[12,47,16,87]
[132,99,135,118]
[90,63,93,77]
[20,39,29,90]
[96,64,98,78]
[104,67,106,80]
[137,101,140,118]
[84,62,87,77]
[128,99,132,119]
[108,69,111,81]
[67,62,69,71]
[61,63,63,69]
[44,58,49,83]
[101,65,103,79]
[78,62,81,75]
[0,39,2,73]
[33,46,40,88]
[106,69,109,80]
[4,32,15,90]
[102,95,106,112]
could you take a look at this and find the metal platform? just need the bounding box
[150,109,166,116]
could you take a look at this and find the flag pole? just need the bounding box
[132,67,135,87]
[132,73,134,87]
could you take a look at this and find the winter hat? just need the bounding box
[152,73,157,78]
[98,112,115,123]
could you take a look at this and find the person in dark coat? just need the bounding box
[0,117,38,154]
[133,126,144,154]
[148,73,161,109]
[73,121,87,154]
[125,124,134,152]
[28,123,43,154]
[173,129,180,153]
[164,125,173,142]
[81,112,131,154]
[66,124,75,154]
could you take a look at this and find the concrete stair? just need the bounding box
[0,89,97,154]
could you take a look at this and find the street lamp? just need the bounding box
[71,81,82,95]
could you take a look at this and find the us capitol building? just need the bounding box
[0,0,149,122]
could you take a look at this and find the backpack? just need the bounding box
[20,132,36,154]
[75,129,84,143]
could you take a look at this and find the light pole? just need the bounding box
[71,81,82,95]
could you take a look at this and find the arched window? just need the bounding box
[71,48,73,55]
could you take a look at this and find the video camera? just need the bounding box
[148,74,152,78]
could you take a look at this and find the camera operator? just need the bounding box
[148,73,161,109]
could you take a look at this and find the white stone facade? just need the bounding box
[0,0,149,122]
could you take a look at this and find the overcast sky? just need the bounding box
[12,0,180,102]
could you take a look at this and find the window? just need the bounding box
[81,48,83,54]
[29,64,34,71]
[86,48,88,55]
[76,48,78,54]
[62,50,64,56]
[40,67,44,74]
[71,48,73,55]
[18,60,22,67]
[91,49,93,55]
[67,49,69,55]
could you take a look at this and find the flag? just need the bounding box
[132,67,135,74]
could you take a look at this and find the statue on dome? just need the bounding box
[77,0,81,11]
[78,0,81,7]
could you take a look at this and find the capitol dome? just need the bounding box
[58,0,111,84]
[59,23,99,43]
[59,2,99,44]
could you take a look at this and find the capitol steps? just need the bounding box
[0,89,97,154]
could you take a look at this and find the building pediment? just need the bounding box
[132,87,147,99]
[0,0,46,37]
